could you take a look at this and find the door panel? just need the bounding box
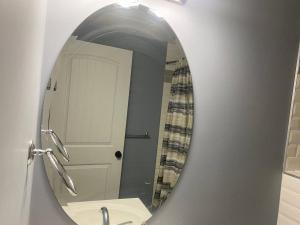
[55,165,111,202]
[43,38,133,203]
[66,57,118,143]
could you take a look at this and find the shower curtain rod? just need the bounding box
[166,60,179,65]
[166,57,186,65]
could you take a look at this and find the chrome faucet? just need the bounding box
[101,207,110,225]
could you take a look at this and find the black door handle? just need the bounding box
[115,151,122,160]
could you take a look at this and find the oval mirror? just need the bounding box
[41,4,194,225]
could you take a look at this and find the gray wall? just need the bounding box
[30,0,300,225]
[86,34,167,206]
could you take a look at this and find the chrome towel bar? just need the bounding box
[41,129,70,162]
[27,141,78,196]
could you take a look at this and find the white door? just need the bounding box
[0,1,46,225]
[42,37,133,203]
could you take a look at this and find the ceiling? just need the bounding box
[73,4,177,43]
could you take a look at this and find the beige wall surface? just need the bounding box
[278,174,300,225]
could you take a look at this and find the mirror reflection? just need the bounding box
[284,57,300,178]
[41,4,194,225]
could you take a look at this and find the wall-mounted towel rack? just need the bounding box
[41,129,70,162]
[27,141,77,196]
[125,131,150,139]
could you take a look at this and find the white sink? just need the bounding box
[62,198,152,225]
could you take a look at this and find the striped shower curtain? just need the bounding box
[153,64,194,207]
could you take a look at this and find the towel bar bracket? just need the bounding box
[27,141,53,165]
[27,141,39,165]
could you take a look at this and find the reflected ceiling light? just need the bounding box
[167,0,186,4]
[118,0,140,8]
[149,8,164,19]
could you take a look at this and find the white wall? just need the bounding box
[30,0,300,225]
[0,1,46,225]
